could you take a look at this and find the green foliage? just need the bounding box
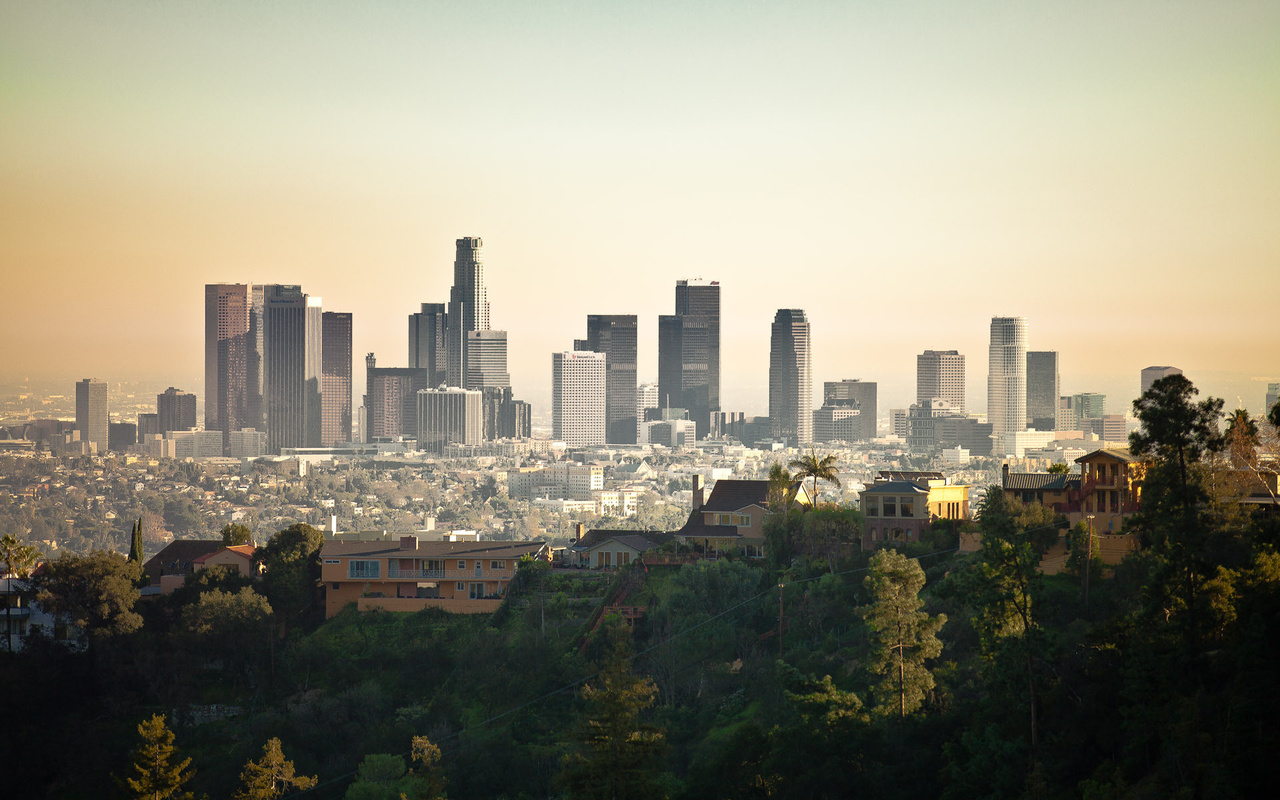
[0,533,41,577]
[788,449,841,507]
[116,714,194,800]
[1047,462,1070,475]
[33,549,142,641]
[128,517,144,566]
[255,523,324,624]
[234,737,316,800]
[861,549,946,718]
[221,522,255,546]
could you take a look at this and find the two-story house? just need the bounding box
[673,476,811,558]
[320,537,549,617]
[859,475,969,547]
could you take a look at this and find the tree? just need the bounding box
[789,449,841,507]
[344,744,443,800]
[182,587,274,686]
[33,549,142,641]
[234,737,317,800]
[221,522,255,546]
[861,549,946,718]
[560,621,666,800]
[255,523,325,623]
[1225,408,1260,469]
[766,462,798,511]
[128,517,144,566]
[116,714,194,800]
[0,533,40,577]
[1047,462,1070,475]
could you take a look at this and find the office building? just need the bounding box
[890,408,909,439]
[577,315,638,444]
[75,378,108,454]
[1073,392,1107,420]
[363,354,432,441]
[823,379,877,441]
[321,311,353,446]
[1026,351,1059,430]
[658,280,720,438]
[1268,382,1280,415]
[988,316,1028,455]
[813,406,861,443]
[553,351,606,448]
[480,386,531,440]
[137,413,161,440]
[465,330,511,391]
[417,388,483,453]
[917,350,966,413]
[108,422,136,453]
[636,382,659,443]
[408,302,448,387]
[446,237,490,388]
[769,309,812,446]
[204,283,263,448]
[907,398,957,454]
[1140,366,1182,396]
[157,387,197,435]
[263,285,323,453]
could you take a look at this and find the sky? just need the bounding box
[2,0,1278,420]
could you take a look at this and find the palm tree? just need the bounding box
[766,463,798,511]
[1,534,42,653]
[789,449,841,508]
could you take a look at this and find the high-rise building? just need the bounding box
[636,382,659,444]
[658,280,720,438]
[988,316,1028,455]
[1267,382,1280,416]
[363,354,432,442]
[108,422,136,452]
[75,378,108,454]
[446,237,490,388]
[577,315,638,444]
[769,309,812,446]
[417,387,483,453]
[1075,392,1106,420]
[465,330,511,391]
[553,351,606,448]
[205,284,264,448]
[1026,351,1060,430]
[321,311,353,446]
[157,387,197,434]
[408,302,448,387]
[917,350,966,413]
[823,379,877,441]
[890,408,909,439]
[263,285,323,453]
[480,386,531,440]
[1140,366,1182,396]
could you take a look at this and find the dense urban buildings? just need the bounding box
[988,316,1028,455]
[445,237,490,388]
[577,315,638,445]
[768,309,812,446]
[822,379,878,441]
[417,387,483,453]
[321,311,353,446]
[408,302,447,387]
[658,279,720,438]
[1140,365,1182,396]
[262,285,323,453]
[363,355,431,442]
[157,387,197,435]
[552,350,606,448]
[204,283,262,450]
[916,350,966,413]
[75,378,108,453]
[1026,350,1060,430]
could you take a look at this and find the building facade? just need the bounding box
[363,354,432,441]
[579,314,638,444]
[823,379,877,441]
[321,311,353,446]
[917,350,966,413]
[464,330,511,391]
[446,237,490,388]
[204,283,264,449]
[417,387,483,453]
[1140,365,1182,396]
[1026,350,1059,430]
[988,316,1027,456]
[263,285,323,453]
[769,309,812,446]
[156,387,197,435]
[658,279,720,438]
[408,302,448,387]
[75,378,108,454]
[553,350,606,448]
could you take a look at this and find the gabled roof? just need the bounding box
[676,512,742,540]
[320,539,548,560]
[572,529,671,552]
[700,479,772,512]
[1076,447,1145,464]
[860,480,930,496]
[191,544,256,565]
[143,540,223,584]
[1002,473,1081,491]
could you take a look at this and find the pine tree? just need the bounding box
[861,549,945,718]
[129,518,144,566]
[234,737,317,800]
[116,714,194,800]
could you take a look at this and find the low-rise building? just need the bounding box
[860,474,969,547]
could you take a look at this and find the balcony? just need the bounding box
[387,567,446,580]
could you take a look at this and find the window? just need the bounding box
[714,513,750,526]
[469,582,486,599]
[348,560,380,579]
[490,560,505,570]
[883,498,897,517]
[900,498,914,518]
[456,582,466,591]
[458,560,466,570]
[865,498,879,517]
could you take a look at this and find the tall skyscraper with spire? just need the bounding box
[769,309,812,446]
[446,237,490,388]
[988,316,1028,455]
[658,279,720,438]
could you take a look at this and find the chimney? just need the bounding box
[1001,462,1010,486]
[692,474,705,511]
[399,535,417,551]
[575,523,586,540]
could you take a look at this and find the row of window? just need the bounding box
[862,497,916,518]
[712,513,751,526]
[346,559,508,580]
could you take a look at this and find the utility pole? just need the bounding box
[1084,514,1095,611]
[778,583,785,657]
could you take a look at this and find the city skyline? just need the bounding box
[2,2,1277,418]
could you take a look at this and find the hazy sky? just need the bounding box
[3,1,1278,419]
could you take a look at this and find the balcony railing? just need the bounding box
[387,568,446,580]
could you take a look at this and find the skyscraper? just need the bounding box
[578,315,638,444]
[446,237,490,387]
[1267,382,1279,416]
[417,387,483,453]
[1026,351,1059,430]
[658,279,720,438]
[636,382,659,444]
[75,378,108,454]
[1140,365,1182,396]
[363,353,432,442]
[205,283,264,448]
[822,379,878,441]
[157,387,197,434]
[465,330,511,390]
[263,285,323,453]
[321,311,353,446]
[988,316,1028,455]
[917,350,966,413]
[553,350,606,448]
[769,309,812,446]
[408,302,447,387]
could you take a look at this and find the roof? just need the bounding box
[572,529,672,552]
[321,539,548,560]
[878,470,945,482]
[676,512,742,540]
[1002,473,1081,492]
[582,532,674,554]
[700,479,772,512]
[860,480,930,496]
[1076,448,1146,464]
[143,540,223,584]
[191,544,256,565]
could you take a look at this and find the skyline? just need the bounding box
[2,2,1278,418]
